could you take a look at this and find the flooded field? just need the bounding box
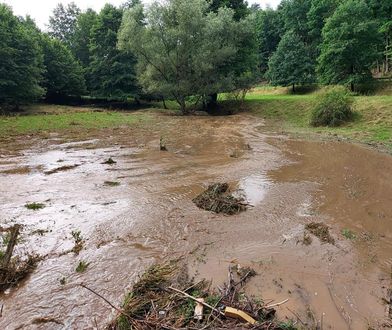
[0,113,391,329]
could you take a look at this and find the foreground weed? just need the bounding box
[75,260,90,273]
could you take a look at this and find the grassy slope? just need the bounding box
[245,87,392,150]
[0,105,152,137]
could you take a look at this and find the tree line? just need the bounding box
[0,0,391,113]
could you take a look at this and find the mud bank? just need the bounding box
[0,113,391,329]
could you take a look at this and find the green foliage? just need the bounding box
[119,0,257,114]
[255,8,284,74]
[88,4,139,100]
[41,36,86,99]
[311,86,354,127]
[267,30,315,89]
[317,0,380,90]
[48,2,80,46]
[0,4,44,106]
[307,0,339,45]
[72,9,98,68]
[280,0,312,41]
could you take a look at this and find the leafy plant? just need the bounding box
[71,230,84,255]
[311,86,354,127]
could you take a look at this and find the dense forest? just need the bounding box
[0,0,391,113]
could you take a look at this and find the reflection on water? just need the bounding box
[235,174,271,205]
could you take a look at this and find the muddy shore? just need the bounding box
[0,113,391,329]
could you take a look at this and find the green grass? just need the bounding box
[245,89,392,150]
[0,106,151,137]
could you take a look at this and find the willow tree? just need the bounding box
[118,0,257,114]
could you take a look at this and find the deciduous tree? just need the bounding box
[317,0,379,91]
[0,4,44,106]
[266,30,315,91]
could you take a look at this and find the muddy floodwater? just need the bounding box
[0,113,391,329]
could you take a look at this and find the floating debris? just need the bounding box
[160,137,167,151]
[44,164,80,175]
[102,158,117,165]
[104,181,120,187]
[193,183,248,215]
[305,222,335,244]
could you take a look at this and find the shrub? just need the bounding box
[311,86,354,127]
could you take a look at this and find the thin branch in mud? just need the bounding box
[265,298,289,309]
[286,307,306,326]
[79,284,130,318]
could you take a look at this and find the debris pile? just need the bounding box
[106,262,288,329]
[193,183,248,215]
[0,225,40,293]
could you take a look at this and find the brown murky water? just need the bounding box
[0,113,391,329]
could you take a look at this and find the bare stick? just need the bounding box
[168,286,225,316]
[80,284,129,317]
[265,298,289,309]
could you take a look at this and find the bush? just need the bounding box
[311,86,354,127]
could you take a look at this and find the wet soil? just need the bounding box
[0,113,391,329]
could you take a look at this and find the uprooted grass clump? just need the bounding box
[193,183,248,215]
[25,202,45,210]
[108,262,288,330]
[0,225,40,293]
[305,222,335,244]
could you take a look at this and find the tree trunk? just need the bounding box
[179,98,187,115]
[162,97,167,109]
[292,84,295,93]
[350,82,354,92]
[206,93,218,113]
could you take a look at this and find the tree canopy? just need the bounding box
[88,4,139,100]
[48,2,80,46]
[267,30,315,90]
[118,0,257,113]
